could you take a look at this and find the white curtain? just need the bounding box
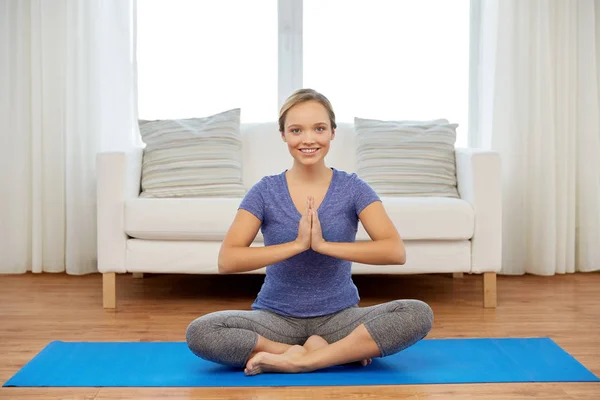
[0,0,138,275]
[471,0,600,275]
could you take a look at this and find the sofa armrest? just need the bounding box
[455,148,502,273]
[96,148,143,273]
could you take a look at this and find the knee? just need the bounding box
[185,317,207,355]
[410,300,434,336]
[392,299,434,337]
[185,314,220,359]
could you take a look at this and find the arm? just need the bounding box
[96,148,143,274]
[314,201,406,265]
[455,148,502,273]
[217,210,305,274]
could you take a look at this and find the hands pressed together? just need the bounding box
[296,196,326,253]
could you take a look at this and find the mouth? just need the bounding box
[299,148,320,155]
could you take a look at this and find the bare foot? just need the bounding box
[244,337,373,376]
[244,350,305,376]
[246,336,294,361]
[359,358,373,367]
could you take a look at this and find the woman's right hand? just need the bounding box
[295,196,312,251]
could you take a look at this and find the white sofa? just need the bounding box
[97,122,502,309]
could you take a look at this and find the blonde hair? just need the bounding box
[278,88,337,132]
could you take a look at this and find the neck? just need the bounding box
[288,161,331,183]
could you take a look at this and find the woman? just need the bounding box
[186,89,434,376]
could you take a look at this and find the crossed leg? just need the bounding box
[244,299,433,375]
[186,309,306,368]
[244,325,378,375]
[186,300,433,374]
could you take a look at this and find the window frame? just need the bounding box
[278,0,303,109]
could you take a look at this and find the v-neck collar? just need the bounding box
[282,168,337,219]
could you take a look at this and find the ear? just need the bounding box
[331,128,335,140]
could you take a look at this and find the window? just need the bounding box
[136,0,278,122]
[137,0,470,145]
[304,0,470,146]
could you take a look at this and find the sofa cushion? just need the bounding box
[357,197,474,241]
[124,196,474,241]
[124,198,257,241]
[354,117,460,198]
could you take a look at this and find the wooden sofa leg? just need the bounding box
[483,272,497,308]
[103,272,116,309]
[132,272,144,279]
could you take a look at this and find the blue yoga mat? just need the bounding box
[3,338,598,387]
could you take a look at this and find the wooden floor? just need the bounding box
[1,271,599,399]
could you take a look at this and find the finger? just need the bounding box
[305,197,310,217]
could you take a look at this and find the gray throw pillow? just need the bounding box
[139,108,245,198]
[354,117,459,198]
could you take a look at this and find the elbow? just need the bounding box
[392,250,406,265]
[397,250,406,265]
[392,238,406,265]
[217,249,234,274]
[217,263,231,274]
[217,261,230,274]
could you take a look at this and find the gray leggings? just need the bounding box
[186,299,434,368]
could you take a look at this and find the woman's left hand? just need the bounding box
[309,196,326,252]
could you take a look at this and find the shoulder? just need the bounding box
[247,171,285,192]
[239,171,286,220]
[332,168,374,192]
[332,168,380,214]
[243,171,287,202]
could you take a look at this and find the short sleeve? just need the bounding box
[238,178,266,222]
[352,174,381,216]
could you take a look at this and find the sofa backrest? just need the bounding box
[240,122,357,188]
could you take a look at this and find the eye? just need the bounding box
[316,126,326,132]
[290,128,300,134]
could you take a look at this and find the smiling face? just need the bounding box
[281,100,335,167]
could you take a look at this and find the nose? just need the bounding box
[301,130,317,144]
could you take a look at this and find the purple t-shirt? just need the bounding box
[238,167,381,318]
